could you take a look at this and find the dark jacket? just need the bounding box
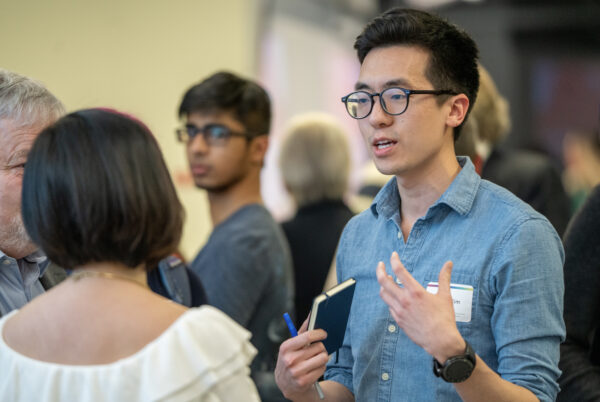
[558,185,600,401]
[482,147,570,236]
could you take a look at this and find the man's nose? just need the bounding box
[368,96,393,128]
[187,133,210,154]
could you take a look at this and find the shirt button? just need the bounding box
[397,231,402,239]
[381,372,390,381]
[388,324,396,333]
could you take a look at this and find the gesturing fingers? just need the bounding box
[437,260,454,298]
[376,259,406,316]
[390,252,421,291]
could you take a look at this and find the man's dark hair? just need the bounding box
[355,8,479,139]
[178,71,271,136]
[22,108,184,270]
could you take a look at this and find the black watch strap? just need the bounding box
[433,341,476,383]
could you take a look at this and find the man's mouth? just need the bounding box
[191,164,209,175]
[373,139,396,150]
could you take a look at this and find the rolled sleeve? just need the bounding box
[490,217,566,402]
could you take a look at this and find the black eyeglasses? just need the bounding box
[176,123,256,146]
[341,87,457,119]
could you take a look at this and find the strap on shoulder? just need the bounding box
[158,255,192,307]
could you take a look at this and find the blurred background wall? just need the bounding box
[1,0,599,259]
[0,0,261,259]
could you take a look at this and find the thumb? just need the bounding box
[437,261,453,297]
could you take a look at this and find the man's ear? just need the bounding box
[249,135,269,165]
[446,94,469,129]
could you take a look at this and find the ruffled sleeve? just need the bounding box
[137,305,259,401]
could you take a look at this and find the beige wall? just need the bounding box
[0,0,259,260]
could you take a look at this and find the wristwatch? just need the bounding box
[433,341,476,383]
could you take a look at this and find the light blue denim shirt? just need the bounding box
[325,157,565,402]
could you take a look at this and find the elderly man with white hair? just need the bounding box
[0,69,65,317]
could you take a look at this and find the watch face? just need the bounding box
[445,359,475,382]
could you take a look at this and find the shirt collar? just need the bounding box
[370,156,480,219]
[0,248,49,274]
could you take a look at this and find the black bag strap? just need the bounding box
[157,255,192,307]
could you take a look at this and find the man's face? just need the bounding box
[185,111,255,193]
[356,45,455,178]
[0,119,45,258]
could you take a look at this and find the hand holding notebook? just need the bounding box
[308,277,356,355]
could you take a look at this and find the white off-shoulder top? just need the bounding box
[0,305,260,402]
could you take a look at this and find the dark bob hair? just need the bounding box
[22,108,184,270]
[178,71,271,136]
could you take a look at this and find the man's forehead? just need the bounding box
[0,119,45,161]
[356,45,432,90]
[185,110,244,128]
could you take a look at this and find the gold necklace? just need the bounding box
[69,270,149,289]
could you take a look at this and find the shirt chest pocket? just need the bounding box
[423,271,480,338]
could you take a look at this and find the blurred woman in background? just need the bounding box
[279,112,354,325]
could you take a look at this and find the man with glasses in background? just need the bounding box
[177,71,294,402]
[275,8,564,402]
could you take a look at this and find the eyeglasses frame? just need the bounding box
[341,87,458,119]
[175,123,259,145]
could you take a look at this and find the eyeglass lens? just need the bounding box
[345,88,409,119]
[181,124,233,145]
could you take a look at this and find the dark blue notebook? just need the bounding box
[308,277,356,355]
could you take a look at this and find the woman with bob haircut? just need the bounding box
[0,108,260,402]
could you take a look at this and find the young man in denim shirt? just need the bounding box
[275,8,565,402]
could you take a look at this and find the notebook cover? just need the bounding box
[309,278,356,355]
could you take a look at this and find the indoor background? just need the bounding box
[1,0,598,260]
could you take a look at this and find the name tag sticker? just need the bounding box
[426,282,473,323]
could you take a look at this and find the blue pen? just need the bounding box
[283,312,325,399]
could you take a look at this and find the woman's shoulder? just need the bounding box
[0,306,258,402]
[134,305,258,399]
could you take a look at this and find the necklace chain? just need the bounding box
[69,270,149,289]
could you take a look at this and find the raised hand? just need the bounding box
[376,251,465,363]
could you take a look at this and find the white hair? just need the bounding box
[279,112,351,207]
[0,68,65,127]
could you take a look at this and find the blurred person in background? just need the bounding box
[558,173,600,401]
[562,128,600,214]
[279,112,354,326]
[0,69,206,315]
[0,108,259,401]
[455,64,570,235]
[177,71,294,402]
[0,69,65,317]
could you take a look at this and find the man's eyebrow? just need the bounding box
[354,79,412,91]
[383,79,411,88]
[7,149,29,165]
[354,82,371,91]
